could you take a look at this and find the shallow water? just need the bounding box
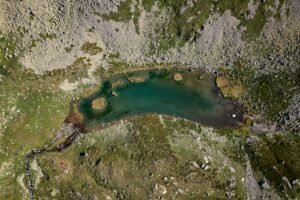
[79,69,243,127]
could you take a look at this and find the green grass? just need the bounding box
[0,80,70,198]
[0,33,97,199]
[34,116,247,199]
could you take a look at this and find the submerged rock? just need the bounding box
[112,91,118,96]
[112,79,125,90]
[198,73,208,80]
[128,76,146,83]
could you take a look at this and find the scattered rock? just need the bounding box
[204,156,209,164]
[153,183,167,196]
[50,188,60,197]
[191,161,200,169]
[229,167,236,173]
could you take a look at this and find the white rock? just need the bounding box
[229,167,236,173]
[204,156,209,164]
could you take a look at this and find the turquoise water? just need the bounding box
[79,69,243,127]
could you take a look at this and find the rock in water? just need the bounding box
[173,73,183,81]
[112,79,125,90]
[198,73,207,80]
[92,97,107,111]
[128,76,145,83]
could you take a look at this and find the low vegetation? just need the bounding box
[81,42,102,56]
[39,33,57,41]
[98,0,286,51]
[97,0,141,33]
[220,64,299,123]
[246,134,300,198]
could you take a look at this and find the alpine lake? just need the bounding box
[79,68,243,128]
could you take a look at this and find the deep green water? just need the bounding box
[79,69,243,127]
